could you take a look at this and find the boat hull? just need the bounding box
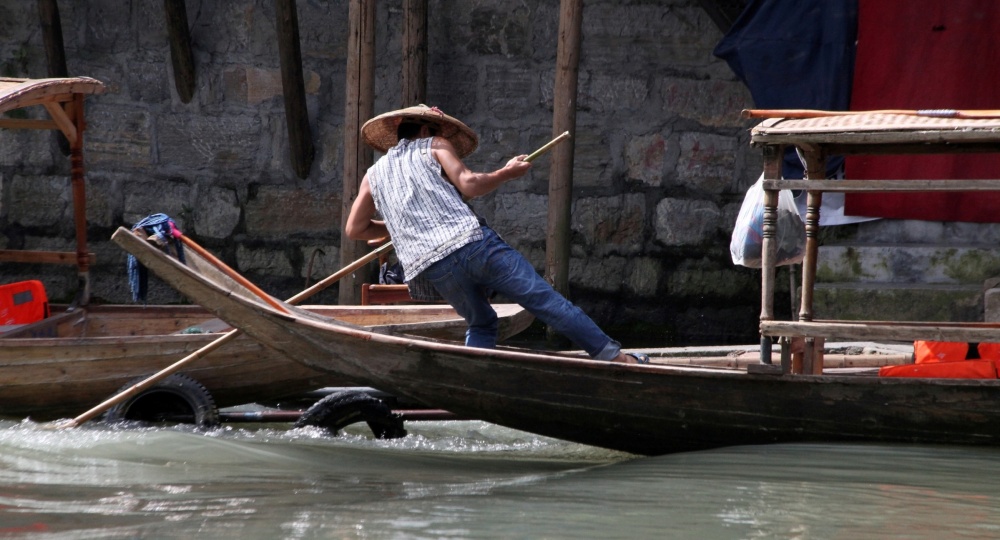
[114,226,1000,455]
[207,306,1000,456]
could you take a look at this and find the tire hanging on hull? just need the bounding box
[293,389,406,439]
[102,373,220,428]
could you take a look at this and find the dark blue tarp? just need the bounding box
[714,0,858,178]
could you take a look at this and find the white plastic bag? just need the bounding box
[730,174,806,268]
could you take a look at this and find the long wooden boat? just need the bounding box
[113,225,1000,456]
[0,301,532,421]
[0,77,533,421]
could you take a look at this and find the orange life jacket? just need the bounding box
[879,359,997,379]
[913,340,968,364]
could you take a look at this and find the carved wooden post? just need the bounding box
[164,0,196,103]
[800,149,826,374]
[759,144,782,363]
[401,0,427,107]
[339,0,376,305]
[276,0,314,179]
[546,0,582,300]
[798,150,825,323]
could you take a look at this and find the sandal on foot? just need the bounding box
[626,352,650,364]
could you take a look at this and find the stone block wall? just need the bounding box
[0,0,767,346]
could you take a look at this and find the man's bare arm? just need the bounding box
[345,175,390,241]
[431,137,531,198]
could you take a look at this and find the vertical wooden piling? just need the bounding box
[164,0,196,103]
[401,0,427,107]
[546,0,583,299]
[276,0,315,179]
[37,0,67,77]
[339,0,376,305]
[37,0,70,155]
[69,93,90,304]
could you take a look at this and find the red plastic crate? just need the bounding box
[0,280,50,325]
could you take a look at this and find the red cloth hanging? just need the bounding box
[845,0,1000,222]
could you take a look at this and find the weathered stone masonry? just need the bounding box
[0,0,765,346]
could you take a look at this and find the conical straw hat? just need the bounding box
[361,104,478,158]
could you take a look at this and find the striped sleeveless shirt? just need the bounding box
[367,137,484,282]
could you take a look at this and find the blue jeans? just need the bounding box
[420,227,621,360]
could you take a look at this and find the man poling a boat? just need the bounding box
[346,104,648,365]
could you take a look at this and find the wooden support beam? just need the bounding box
[759,145,782,324]
[401,0,427,107]
[339,0,376,305]
[43,100,76,145]
[798,152,825,323]
[0,250,96,265]
[70,93,90,304]
[164,0,196,103]
[545,0,582,299]
[275,0,315,179]
[0,118,59,130]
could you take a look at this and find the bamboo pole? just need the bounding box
[340,0,376,305]
[276,0,314,179]
[527,131,570,163]
[546,0,582,299]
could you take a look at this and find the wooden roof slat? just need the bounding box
[0,77,105,116]
[751,114,1000,148]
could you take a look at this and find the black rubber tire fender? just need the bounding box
[102,373,220,428]
[293,389,407,439]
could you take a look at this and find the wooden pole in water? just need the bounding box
[164,0,196,103]
[546,0,582,342]
[546,0,582,299]
[340,0,376,305]
[276,0,315,179]
[401,0,427,107]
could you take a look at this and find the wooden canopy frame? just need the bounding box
[0,76,106,305]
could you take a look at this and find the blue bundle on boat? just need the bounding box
[127,213,186,302]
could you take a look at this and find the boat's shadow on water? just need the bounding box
[2,419,1000,539]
